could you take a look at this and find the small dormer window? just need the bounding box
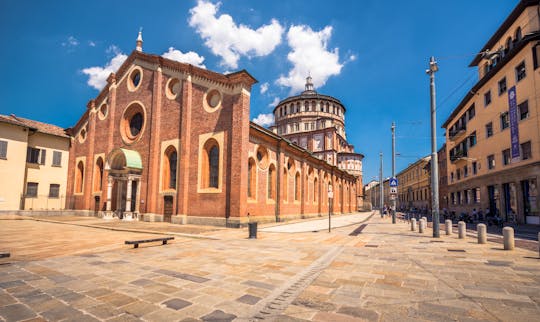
[515,27,522,42]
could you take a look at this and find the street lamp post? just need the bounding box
[426,56,440,238]
[391,122,396,224]
[379,152,384,217]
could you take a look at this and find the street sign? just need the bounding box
[328,186,333,199]
[389,177,398,187]
[390,187,397,194]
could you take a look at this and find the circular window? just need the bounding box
[121,103,145,144]
[166,78,181,100]
[256,146,269,169]
[127,67,143,92]
[203,89,222,112]
[98,104,108,120]
[78,128,87,143]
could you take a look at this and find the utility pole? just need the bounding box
[391,122,396,224]
[426,56,440,238]
[379,152,383,217]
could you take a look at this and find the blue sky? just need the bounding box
[0,0,517,183]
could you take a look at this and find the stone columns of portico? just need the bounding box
[126,177,133,213]
[106,176,113,211]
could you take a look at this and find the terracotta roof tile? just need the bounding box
[0,114,69,138]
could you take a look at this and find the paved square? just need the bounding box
[0,215,539,321]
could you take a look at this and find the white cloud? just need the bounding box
[268,97,280,108]
[252,113,274,127]
[82,51,127,90]
[106,45,122,55]
[162,47,206,68]
[88,40,96,47]
[189,0,283,69]
[260,82,269,94]
[277,25,343,94]
[62,36,79,51]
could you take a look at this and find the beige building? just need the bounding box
[442,0,540,224]
[0,114,70,211]
[396,156,431,213]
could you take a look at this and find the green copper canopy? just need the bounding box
[119,148,142,170]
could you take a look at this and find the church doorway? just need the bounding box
[163,196,173,223]
[103,148,143,220]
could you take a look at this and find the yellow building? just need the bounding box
[396,156,431,213]
[442,0,540,224]
[0,114,70,211]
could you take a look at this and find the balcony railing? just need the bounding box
[449,124,466,140]
[450,149,468,164]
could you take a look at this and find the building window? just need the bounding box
[248,158,256,199]
[498,77,507,95]
[75,161,84,193]
[283,169,288,202]
[468,132,477,147]
[202,140,220,189]
[52,151,62,167]
[500,112,509,130]
[475,188,480,203]
[484,91,491,107]
[26,182,38,198]
[464,165,468,178]
[451,192,455,205]
[26,147,45,164]
[94,157,104,192]
[515,61,526,82]
[467,104,475,120]
[457,191,462,205]
[49,184,60,198]
[268,164,276,200]
[487,154,495,170]
[0,140,7,159]
[294,172,300,201]
[486,122,493,138]
[457,169,461,180]
[518,100,529,120]
[163,147,177,190]
[502,149,511,165]
[450,172,454,182]
[314,178,318,203]
[515,27,522,42]
[521,141,532,160]
[472,161,477,175]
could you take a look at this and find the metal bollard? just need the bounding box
[458,221,466,239]
[411,218,417,231]
[538,232,540,258]
[422,216,427,224]
[445,219,452,235]
[503,227,514,250]
[419,219,425,233]
[477,223,487,244]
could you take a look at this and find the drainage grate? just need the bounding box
[430,240,444,243]
[364,245,379,248]
[248,246,344,321]
[447,249,466,252]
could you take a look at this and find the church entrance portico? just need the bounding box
[102,148,143,221]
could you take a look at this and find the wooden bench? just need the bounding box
[0,253,10,258]
[125,237,174,248]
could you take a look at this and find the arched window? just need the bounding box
[295,172,300,201]
[283,168,288,202]
[314,178,318,203]
[268,164,276,200]
[248,158,256,198]
[163,146,177,190]
[94,157,104,192]
[202,139,219,188]
[515,27,522,42]
[76,161,84,193]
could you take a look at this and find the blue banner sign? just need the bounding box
[508,86,520,161]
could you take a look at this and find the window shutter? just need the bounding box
[40,149,46,165]
[0,141,7,158]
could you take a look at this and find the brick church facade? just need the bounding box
[66,34,363,226]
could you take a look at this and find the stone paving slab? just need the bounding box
[0,215,539,321]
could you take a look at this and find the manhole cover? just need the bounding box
[365,245,378,248]
[447,249,466,252]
